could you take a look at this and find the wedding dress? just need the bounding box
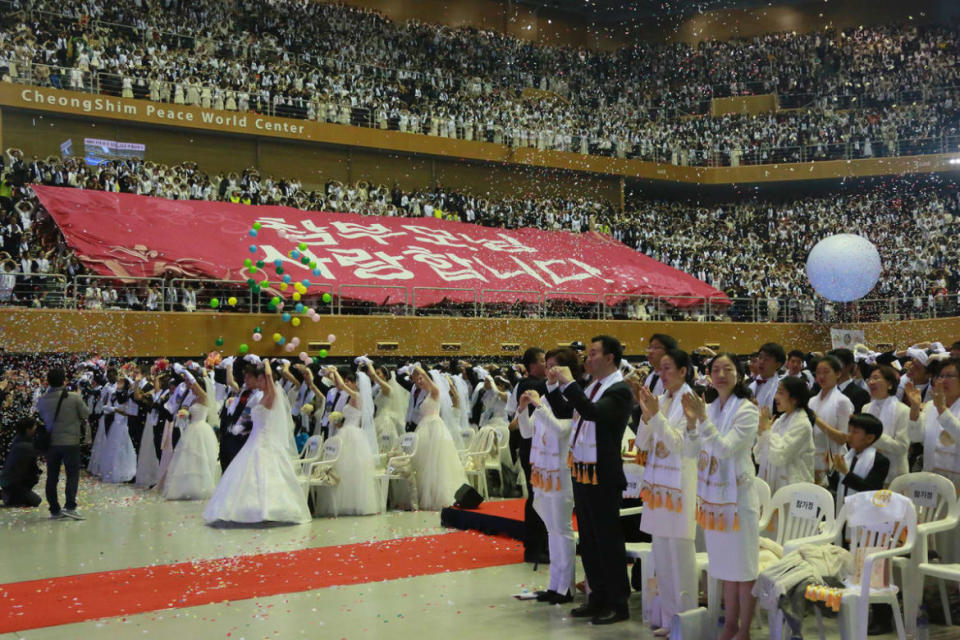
[162,403,220,500]
[413,395,468,510]
[313,402,379,516]
[203,382,310,524]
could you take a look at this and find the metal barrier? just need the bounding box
[411,287,479,317]
[480,289,542,318]
[167,278,252,313]
[72,275,165,311]
[336,284,408,316]
[0,271,68,308]
[543,291,601,319]
[656,296,709,322]
[602,293,660,320]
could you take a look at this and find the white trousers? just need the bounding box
[533,489,575,595]
[651,536,697,630]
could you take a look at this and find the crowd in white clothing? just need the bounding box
[2,1,960,164]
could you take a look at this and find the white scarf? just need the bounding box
[866,396,897,434]
[569,370,623,479]
[924,396,960,483]
[529,398,569,493]
[837,445,878,510]
[641,383,691,513]
[696,395,746,532]
[810,386,849,472]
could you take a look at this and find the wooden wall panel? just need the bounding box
[0,309,831,357]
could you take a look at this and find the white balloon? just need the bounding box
[806,234,881,302]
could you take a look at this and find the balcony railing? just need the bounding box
[1,274,956,324]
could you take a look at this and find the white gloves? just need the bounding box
[243,354,262,365]
[355,355,372,367]
[173,363,185,375]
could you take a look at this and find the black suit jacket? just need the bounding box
[841,449,890,493]
[841,382,870,414]
[549,379,633,490]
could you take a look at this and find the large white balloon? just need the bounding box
[805,234,881,302]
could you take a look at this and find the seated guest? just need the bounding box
[1,417,43,508]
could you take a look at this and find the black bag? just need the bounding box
[453,483,484,509]
[35,389,68,453]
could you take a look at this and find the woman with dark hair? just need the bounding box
[864,364,910,486]
[204,358,310,524]
[681,353,760,640]
[162,367,220,500]
[755,376,815,494]
[517,347,581,604]
[632,348,697,635]
[808,355,854,486]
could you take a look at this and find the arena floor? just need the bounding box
[0,476,950,640]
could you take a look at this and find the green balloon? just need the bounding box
[256,260,265,268]
[254,327,262,334]
[300,256,310,265]
[318,349,328,358]
[238,344,249,354]
[210,298,220,308]
[276,266,284,275]
[247,278,255,287]
[252,222,262,231]
[252,284,261,294]
[215,337,224,346]
[322,293,332,304]
[312,357,319,365]
[309,261,317,269]
[244,258,252,267]
[271,296,281,305]
[249,266,258,274]
[298,242,307,251]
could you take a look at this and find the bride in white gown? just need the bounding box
[314,366,380,516]
[162,369,220,500]
[410,365,468,510]
[366,361,409,439]
[99,377,138,484]
[203,358,311,525]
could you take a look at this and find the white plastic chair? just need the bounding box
[486,425,514,495]
[306,436,342,516]
[376,430,398,472]
[790,490,917,640]
[756,482,836,639]
[891,472,960,632]
[377,433,418,511]
[296,435,324,476]
[461,429,495,500]
[458,427,476,457]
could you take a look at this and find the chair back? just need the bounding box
[322,436,341,461]
[459,427,475,450]
[838,491,917,575]
[474,426,499,457]
[379,430,398,454]
[890,471,958,526]
[302,435,322,460]
[755,477,772,521]
[400,432,418,455]
[765,482,836,548]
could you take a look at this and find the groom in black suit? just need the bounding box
[548,335,633,625]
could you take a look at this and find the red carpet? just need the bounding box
[0,531,521,633]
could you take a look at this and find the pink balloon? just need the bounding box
[299,351,309,361]
[306,308,316,316]
[284,343,295,352]
[277,302,285,310]
[291,337,300,346]
[252,333,262,342]
[311,314,321,322]
[327,334,336,343]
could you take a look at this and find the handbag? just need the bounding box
[35,388,68,453]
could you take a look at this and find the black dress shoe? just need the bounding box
[535,590,557,602]
[549,591,573,605]
[570,603,603,618]
[591,609,629,625]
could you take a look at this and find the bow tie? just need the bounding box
[755,378,767,385]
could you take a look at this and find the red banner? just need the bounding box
[33,186,727,308]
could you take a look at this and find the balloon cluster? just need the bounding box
[231,219,339,358]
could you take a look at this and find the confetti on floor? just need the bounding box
[0,530,521,633]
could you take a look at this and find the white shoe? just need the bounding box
[654,627,670,637]
[61,509,85,520]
